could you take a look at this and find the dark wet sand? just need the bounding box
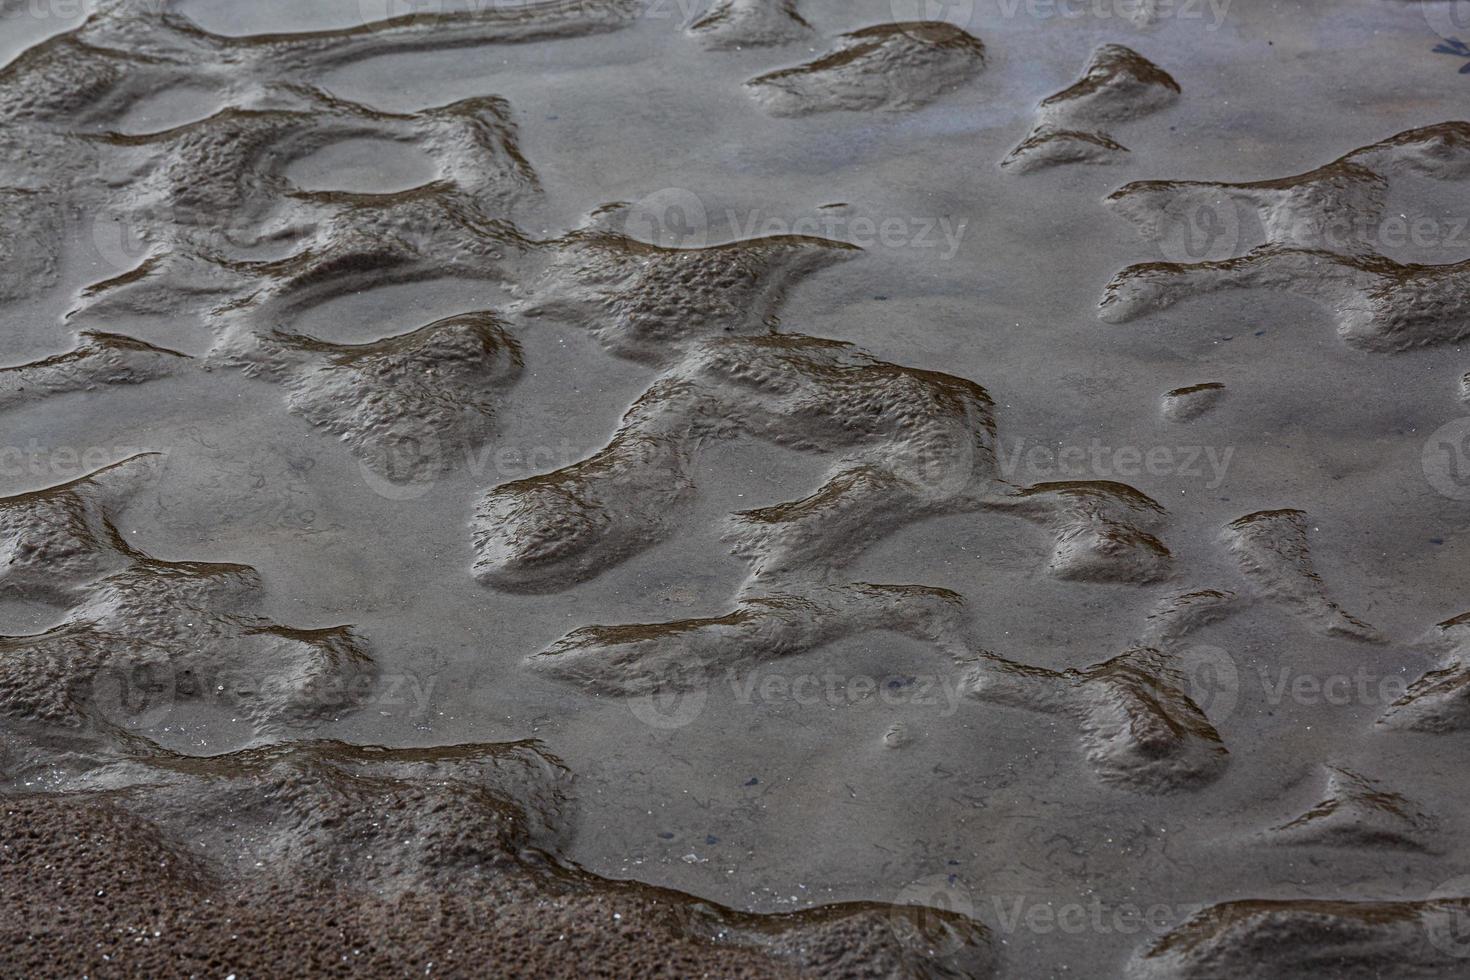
[4,0,1470,976]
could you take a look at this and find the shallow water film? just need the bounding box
[4,0,1470,976]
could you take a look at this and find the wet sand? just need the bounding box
[4,0,1470,976]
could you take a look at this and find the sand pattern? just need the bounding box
[745,22,987,115]
[687,0,813,49]
[1127,898,1470,979]
[1102,123,1470,349]
[0,0,1466,975]
[1001,45,1180,174]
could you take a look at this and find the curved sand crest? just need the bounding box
[0,331,189,410]
[1378,612,1470,733]
[1100,246,1470,351]
[1140,587,1243,648]
[530,583,972,694]
[1160,383,1226,423]
[961,647,1229,795]
[519,209,860,364]
[745,22,986,116]
[0,453,162,601]
[224,312,523,482]
[1223,509,1381,641]
[1126,897,1470,979]
[1107,122,1470,253]
[983,480,1174,584]
[1002,45,1180,174]
[1258,765,1437,852]
[1101,123,1470,349]
[686,0,812,49]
